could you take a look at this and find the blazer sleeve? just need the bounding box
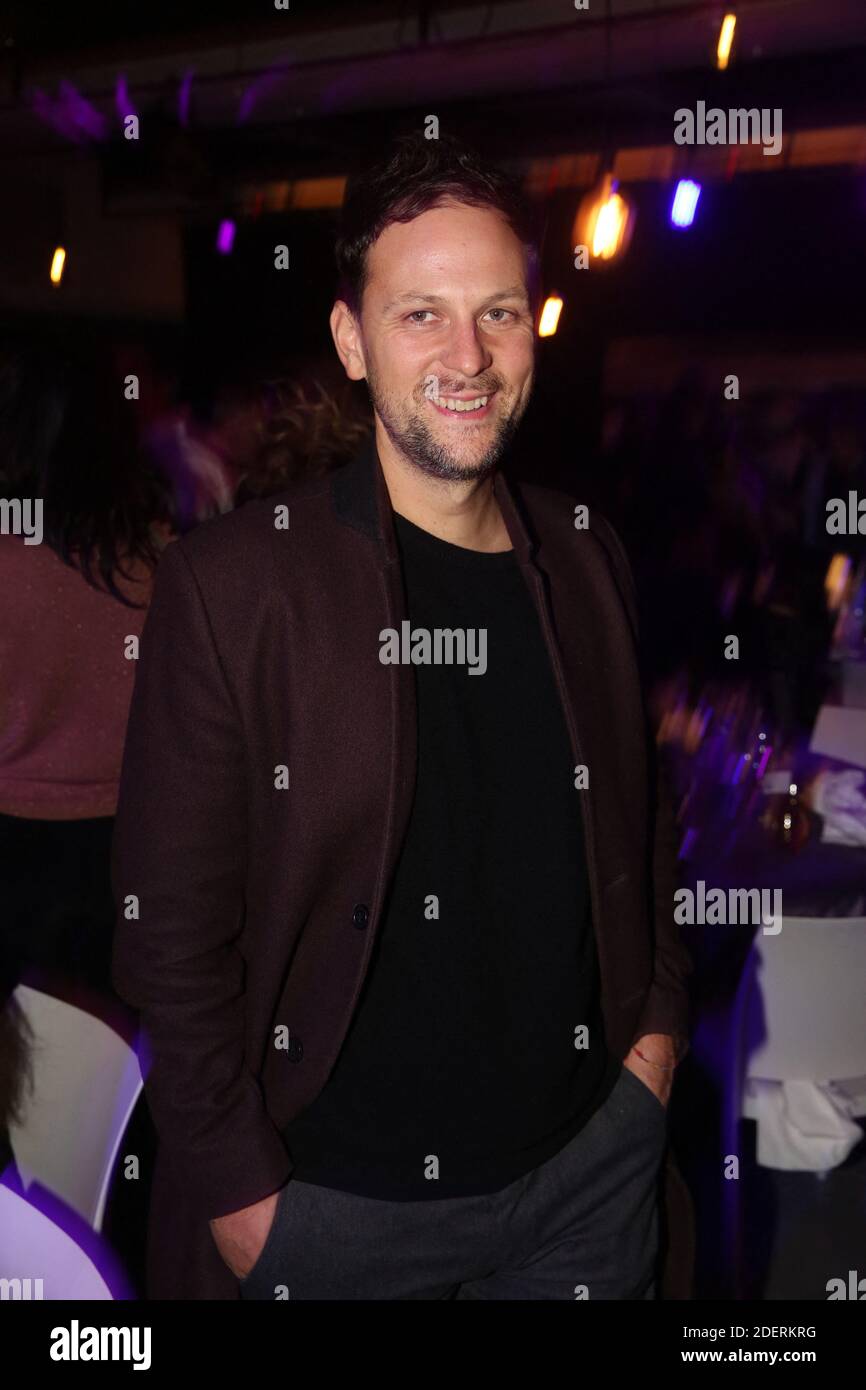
[111,539,292,1219]
[589,513,693,1061]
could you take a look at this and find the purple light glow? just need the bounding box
[237,63,292,125]
[756,743,773,778]
[678,826,699,860]
[58,81,107,140]
[115,74,137,122]
[216,219,236,254]
[178,70,194,127]
[31,85,107,144]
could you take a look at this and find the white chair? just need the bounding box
[0,1184,112,1299]
[737,916,866,1082]
[731,916,866,1166]
[8,986,142,1231]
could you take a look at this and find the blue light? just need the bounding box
[671,179,701,228]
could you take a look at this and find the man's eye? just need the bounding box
[406,310,435,323]
[485,308,514,323]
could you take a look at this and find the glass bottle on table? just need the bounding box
[758,742,812,852]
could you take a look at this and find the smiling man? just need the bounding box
[354,205,532,490]
[112,133,692,1302]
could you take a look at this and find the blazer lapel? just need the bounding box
[492,468,605,949]
[331,436,418,917]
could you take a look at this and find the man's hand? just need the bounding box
[622,1033,677,1109]
[209,1188,282,1280]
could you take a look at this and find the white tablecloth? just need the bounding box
[742,1077,866,1170]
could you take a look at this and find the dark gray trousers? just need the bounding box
[240,1064,667,1301]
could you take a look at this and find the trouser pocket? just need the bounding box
[619,1066,669,1142]
[238,1182,293,1295]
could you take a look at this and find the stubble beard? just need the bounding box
[366,368,527,482]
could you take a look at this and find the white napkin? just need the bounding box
[811,769,866,847]
[744,1077,863,1171]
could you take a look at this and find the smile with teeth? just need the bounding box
[429,394,490,412]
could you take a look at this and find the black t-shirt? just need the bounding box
[282,511,621,1197]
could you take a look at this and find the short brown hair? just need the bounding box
[335,132,540,315]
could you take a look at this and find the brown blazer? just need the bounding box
[111,435,694,1300]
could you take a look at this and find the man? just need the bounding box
[112,133,692,1301]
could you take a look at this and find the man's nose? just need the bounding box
[440,320,492,383]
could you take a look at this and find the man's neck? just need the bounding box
[373,421,513,553]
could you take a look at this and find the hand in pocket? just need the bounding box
[209,1187,283,1280]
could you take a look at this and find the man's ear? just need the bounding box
[330,300,367,382]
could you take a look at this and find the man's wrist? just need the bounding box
[630,1032,682,1070]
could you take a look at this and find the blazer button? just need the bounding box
[352,903,369,930]
[287,1035,304,1062]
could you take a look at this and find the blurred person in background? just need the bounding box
[741,393,835,735]
[143,353,265,532]
[234,372,372,503]
[802,390,866,557]
[0,343,174,994]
